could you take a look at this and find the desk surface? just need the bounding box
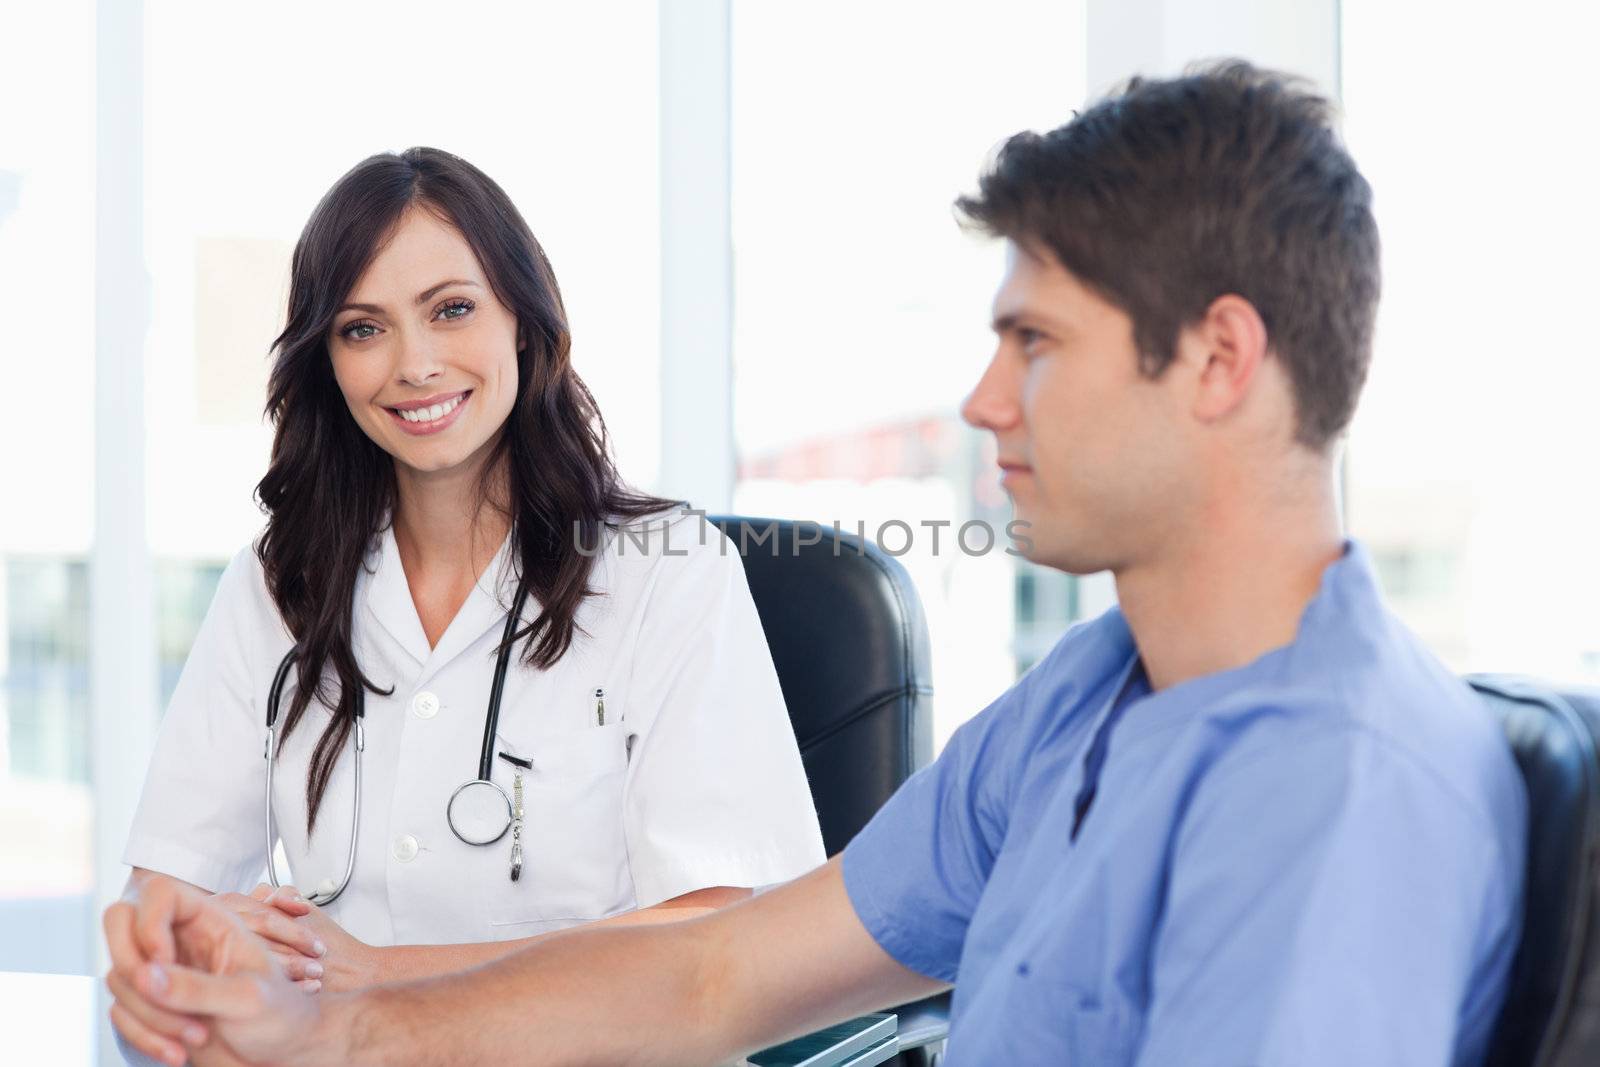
[0,971,98,1065]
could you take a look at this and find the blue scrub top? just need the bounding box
[843,541,1526,1066]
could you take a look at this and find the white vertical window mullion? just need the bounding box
[91,0,154,1060]
[658,0,734,513]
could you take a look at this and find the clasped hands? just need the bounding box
[103,877,362,1067]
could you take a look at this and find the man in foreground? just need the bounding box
[106,61,1526,1066]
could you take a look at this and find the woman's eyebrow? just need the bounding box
[338,278,482,315]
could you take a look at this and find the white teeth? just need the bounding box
[396,394,463,423]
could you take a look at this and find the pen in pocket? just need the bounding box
[595,687,606,726]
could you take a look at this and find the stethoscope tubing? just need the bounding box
[263,645,368,906]
[478,578,533,780]
[261,573,530,907]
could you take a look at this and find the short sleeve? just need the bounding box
[840,679,1027,984]
[1134,724,1523,1067]
[122,547,281,893]
[619,518,827,909]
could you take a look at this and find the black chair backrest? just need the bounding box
[1472,675,1600,1067]
[712,516,934,854]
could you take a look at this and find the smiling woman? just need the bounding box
[105,147,827,1067]
[258,149,666,821]
[331,246,512,453]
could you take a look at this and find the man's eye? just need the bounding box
[1018,328,1045,349]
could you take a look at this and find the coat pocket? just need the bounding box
[484,720,634,929]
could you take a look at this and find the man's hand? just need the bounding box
[105,876,324,1065]
[104,875,330,1067]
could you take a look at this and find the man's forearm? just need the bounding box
[279,859,940,1067]
[376,888,749,986]
[325,917,728,1066]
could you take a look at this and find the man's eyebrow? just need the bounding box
[992,311,1021,334]
[992,309,1068,335]
[338,279,482,315]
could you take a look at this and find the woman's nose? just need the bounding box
[394,329,445,387]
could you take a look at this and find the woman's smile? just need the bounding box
[385,389,472,436]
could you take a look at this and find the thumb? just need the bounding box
[139,960,270,1021]
[264,887,312,917]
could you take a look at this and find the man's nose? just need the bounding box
[961,351,1021,432]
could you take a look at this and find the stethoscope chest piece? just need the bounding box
[446,778,514,846]
[264,573,535,903]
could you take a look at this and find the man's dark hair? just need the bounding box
[957,60,1380,449]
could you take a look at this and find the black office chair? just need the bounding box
[1473,675,1600,1067]
[712,516,948,1064]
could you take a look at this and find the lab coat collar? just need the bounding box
[423,531,525,686]
[362,525,431,669]
[361,522,529,687]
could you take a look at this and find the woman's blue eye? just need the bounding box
[337,299,472,342]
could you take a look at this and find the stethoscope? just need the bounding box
[263,577,533,906]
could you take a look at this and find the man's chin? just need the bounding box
[1009,520,1109,577]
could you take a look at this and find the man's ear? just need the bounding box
[1183,293,1268,425]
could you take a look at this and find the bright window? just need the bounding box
[1342,1,1600,681]
[730,0,1088,746]
[0,0,97,976]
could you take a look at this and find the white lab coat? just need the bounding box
[122,510,826,947]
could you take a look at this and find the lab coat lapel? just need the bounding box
[417,532,526,688]
[362,525,432,669]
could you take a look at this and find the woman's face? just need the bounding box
[328,204,521,481]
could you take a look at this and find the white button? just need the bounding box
[393,834,419,862]
[412,691,439,719]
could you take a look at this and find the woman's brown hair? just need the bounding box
[257,147,677,832]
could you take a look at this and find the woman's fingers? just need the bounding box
[251,904,327,959]
[215,894,325,958]
[267,891,312,916]
[248,882,312,916]
[270,948,325,982]
[110,999,189,1067]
